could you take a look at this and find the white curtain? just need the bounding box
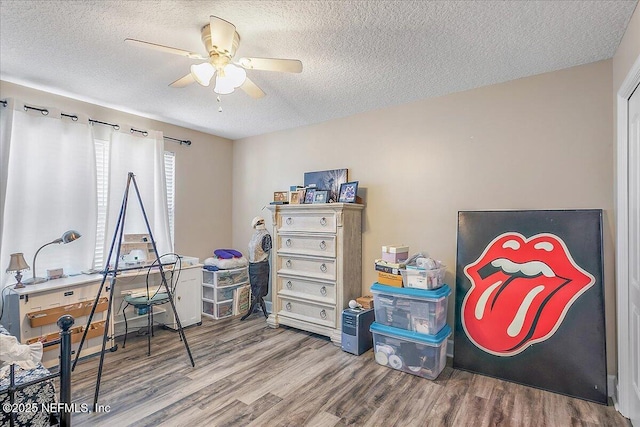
[0,100,97,288]
[103,126,172,267]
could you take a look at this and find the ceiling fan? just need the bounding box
[125,15,303,99]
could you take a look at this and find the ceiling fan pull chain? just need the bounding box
[217,95,222,113]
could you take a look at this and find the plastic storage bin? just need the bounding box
[216,301,233,318]
[216,286,235,301]
[202,267,248,286]
[370,322,450,380]
[202,285,215,301]
[400,266,446,290]
[371,282,450,335]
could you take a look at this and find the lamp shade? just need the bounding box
[214,64,247,95]
[61,230,81,243]
[190,62,215,86]
[6,253,30,273]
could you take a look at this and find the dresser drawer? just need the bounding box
[277,211,337,233]
[277,255,336,281]
[278,296,336,327]
[278,234,336,257]
[278,275,335,304]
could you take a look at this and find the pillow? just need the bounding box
[0,334,43,378]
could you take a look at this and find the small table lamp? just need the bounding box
[6,252,30,289]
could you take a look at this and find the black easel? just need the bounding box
[72,172,195,407]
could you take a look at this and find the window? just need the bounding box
[92,140,175,270]
[94,139,110,269]
[164,151,176,247]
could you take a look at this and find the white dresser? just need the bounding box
[266,203,363,344]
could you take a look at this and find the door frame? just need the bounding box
[615,53,640,418]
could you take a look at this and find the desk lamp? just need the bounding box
[24,230,81,285]
[6,252,30,289]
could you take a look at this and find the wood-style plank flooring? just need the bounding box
[64,316,631,426]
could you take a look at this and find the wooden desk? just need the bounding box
[0,262,202,368]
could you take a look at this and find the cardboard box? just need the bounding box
[357,295,374,309]
[381,245,409,263]
[377,272,403,287]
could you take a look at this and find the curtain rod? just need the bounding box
[0,100,192,146]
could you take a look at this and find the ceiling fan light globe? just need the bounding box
[214,75,235,94]
[190,62,215,87]
[223,64,247,88]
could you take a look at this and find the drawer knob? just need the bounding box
[320,309,327,319]
[285,302,292,311]
[320,286,327,296]
[286,280,293,289]
[319,217,327,226]
[286,217,293,225]
[286,259,292,268]
[285,238,292,247]
[320,263,327,273]
[319,240,326,250]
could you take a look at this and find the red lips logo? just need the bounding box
[461,232,595,356]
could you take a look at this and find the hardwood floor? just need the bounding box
[65,316,631,426]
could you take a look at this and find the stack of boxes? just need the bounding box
[369,246,451,380]
[374,245,409,287]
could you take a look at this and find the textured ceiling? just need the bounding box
[0,1,637,140]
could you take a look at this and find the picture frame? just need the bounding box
[303,188,316,204]
[303,169,348,203]
[338,181,359,203]
[313,190,329,204]
[274,191,288,203]
[289,191,300,204]
[297,189,306,204]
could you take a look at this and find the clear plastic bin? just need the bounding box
[370,322,450,380]
[371,282,450,335]
[400,266,446,290]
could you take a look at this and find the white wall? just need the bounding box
[232,60,616,371]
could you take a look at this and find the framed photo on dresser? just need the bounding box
[304,188,316,204]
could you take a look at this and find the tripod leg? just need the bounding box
[93,275,118,408]
[77,172,131,371]
[72,273,109,371]
[130,174,195,367]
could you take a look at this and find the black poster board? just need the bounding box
[453,210,607,403]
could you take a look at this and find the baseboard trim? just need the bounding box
[608,375,617,401]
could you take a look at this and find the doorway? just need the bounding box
[616,56,640,426]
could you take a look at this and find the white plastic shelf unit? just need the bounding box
[201,266,249,319]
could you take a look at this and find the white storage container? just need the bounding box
[370,322,450,380]
[400,266,446,290]
[202,267,248,286]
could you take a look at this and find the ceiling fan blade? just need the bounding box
[169,73,195,88]
[239,77,265,99]
[209,16,236,55]
[238,57,303,73]
[125,38,205,60]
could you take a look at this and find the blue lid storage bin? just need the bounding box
[370,322,450,380]
[370,282,451,335]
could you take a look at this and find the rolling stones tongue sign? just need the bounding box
[461,232,595,356]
